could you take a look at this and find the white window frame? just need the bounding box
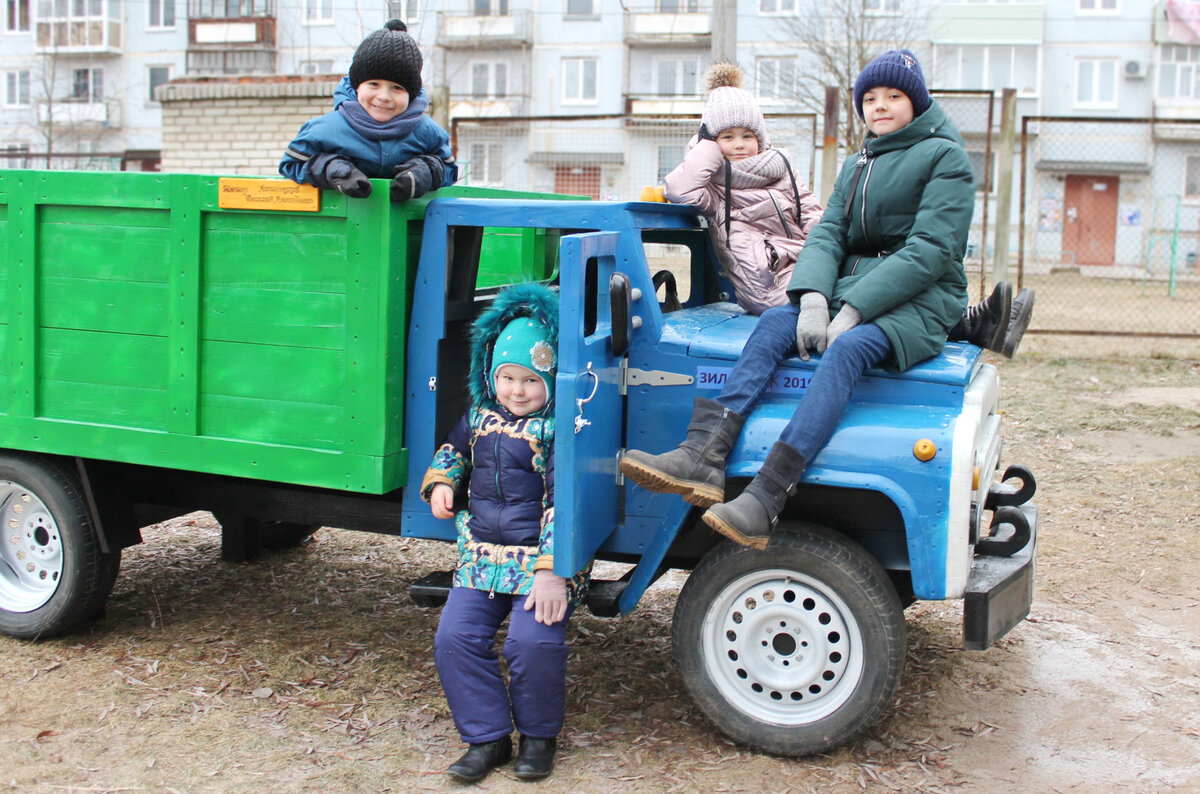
[303,0,333,25]
[146,65,171,104]
[565,0,595,17]
[657,143,684,182]
[386,0,419,25]
[756,56,797,104]
[933,43,1040,96]
[467,141,504,186]
[470,61,507,100]
[864,0,901,14]
[1077,0,1118,13]
[4,69,30,106]
[5,0,30,32]
[1157,44,1200,101]
[72,67,103,102]
[147,0,175,29]
[657,0,698,11]
[757,0,797,16]
[472,0,509,16]
[1075,57,1118,109]
[652,55,699,98]
[1185,154,1200,199]
[562,57,598,105]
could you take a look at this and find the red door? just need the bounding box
[1062,175,1118,266]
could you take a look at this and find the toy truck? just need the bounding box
[0,169,1036,756]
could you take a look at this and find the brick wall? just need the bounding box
[158,77,340,175]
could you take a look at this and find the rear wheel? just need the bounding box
[673,523,905,756]
[0,454,120,639]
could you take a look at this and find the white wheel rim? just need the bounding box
[0,482,63,613]
[701,567,865,725]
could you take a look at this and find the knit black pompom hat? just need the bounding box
[853,49,931,120]
[349,19,423,96]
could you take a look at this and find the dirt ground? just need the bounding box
[2,340,1199,793]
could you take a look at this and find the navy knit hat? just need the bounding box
[853,50,931,120]
[349,19,422,96]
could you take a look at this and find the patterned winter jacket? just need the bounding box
[665,137,824,315]
[420,406,588,604]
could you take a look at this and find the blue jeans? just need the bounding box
[715,303,893,462]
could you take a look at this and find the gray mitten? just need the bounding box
[322,157,372,198]
[390,155,446,202]
[794,291,830,361]
[826,304,862,348]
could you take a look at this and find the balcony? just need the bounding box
[626,95,704,116]
[437,10,533,49]
[449,96,530,118]
[35,19,121,54]
[37,100,119,128]
[187,17,277,75]
[624,9,710,48]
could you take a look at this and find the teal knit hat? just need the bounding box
[490,315,556,401]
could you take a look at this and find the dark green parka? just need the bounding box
[787,100,973,372]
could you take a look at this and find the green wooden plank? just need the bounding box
[199,394,345,449]
[0,323,7,416]
[168,177,202,436]
[39,328,168,389]
[40,204,172,230]
[39,380,167,429]
[202,286,346,349]
[342,193,388,455]
[202,217,349,286]
[26,171,172,208]
[39,277,169,335]
[200,340,344,405]
[8,189,36,417]
[38,215,171,282]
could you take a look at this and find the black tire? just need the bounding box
[213,513,319,551]
[0,454,121,639]
[672,523,906,757]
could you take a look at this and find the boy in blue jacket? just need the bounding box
[279,19,457,201]
[421,283,587,783]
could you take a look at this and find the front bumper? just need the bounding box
[963,501,1038,651]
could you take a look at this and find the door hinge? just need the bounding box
[620,359,695,396]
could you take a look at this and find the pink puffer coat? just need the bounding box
[665,138,824,315]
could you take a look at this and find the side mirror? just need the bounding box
[609,272,632,356]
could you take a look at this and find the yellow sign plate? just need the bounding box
[218,178,321,212]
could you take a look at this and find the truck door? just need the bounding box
[553,231,625,578]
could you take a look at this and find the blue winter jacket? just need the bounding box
[278,78,457,187]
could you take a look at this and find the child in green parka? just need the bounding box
[620,50,979,548]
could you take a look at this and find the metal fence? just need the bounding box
[1019,116,1200,338]
[0,152,130,171]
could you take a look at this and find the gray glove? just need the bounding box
[826,304,862,348]
[390,155,446,202]
[794,292,830,361]
[320,157,372,198]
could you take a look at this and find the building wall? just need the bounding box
[157,77,337,175]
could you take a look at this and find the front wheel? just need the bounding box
[672,523,905,757]
[0,454,120,639]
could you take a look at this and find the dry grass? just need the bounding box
[2,351,1198,793]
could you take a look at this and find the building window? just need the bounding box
[36,0,118,48]
[758,0,796,14]
[1185,155,1200,198]
[468,142,504,185]
[72,68,103,102]
[148,0,174,28]
[304,0,332,23]
[1158,45,1200,100]
[473,0,508,16]
[1075,58,1117,108]
[2,144,31,168]
[147,66,170,103]
[657,143,684,182]
[967,149,995,193]
[757,57,796,103]
[4,70,30,106]
[471,62,507,99]
[299,59,333,75]
[864,0,901,13]
[1077,0,1117,12]
[658,0,698,11]
[933,44,1039,95]
[386,0,418,24]
[566,0,594,16]
[5,0,30,32]
[562,58,597,103]
[653,57,699,97]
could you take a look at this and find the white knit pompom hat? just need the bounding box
[700,62,768,146]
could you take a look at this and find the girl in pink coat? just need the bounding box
[665,63,824,315]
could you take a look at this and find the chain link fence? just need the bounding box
[1019,116,1199,338]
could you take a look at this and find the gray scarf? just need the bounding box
[712,148,790,189]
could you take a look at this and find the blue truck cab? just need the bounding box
[399,196,1037,757]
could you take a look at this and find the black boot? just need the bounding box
[447,736,513,783]
[952,281,1012,352]
[1001,288,1035,357]
[702,441,807,550]
[619,397,746,507]
[513,735,556,781]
